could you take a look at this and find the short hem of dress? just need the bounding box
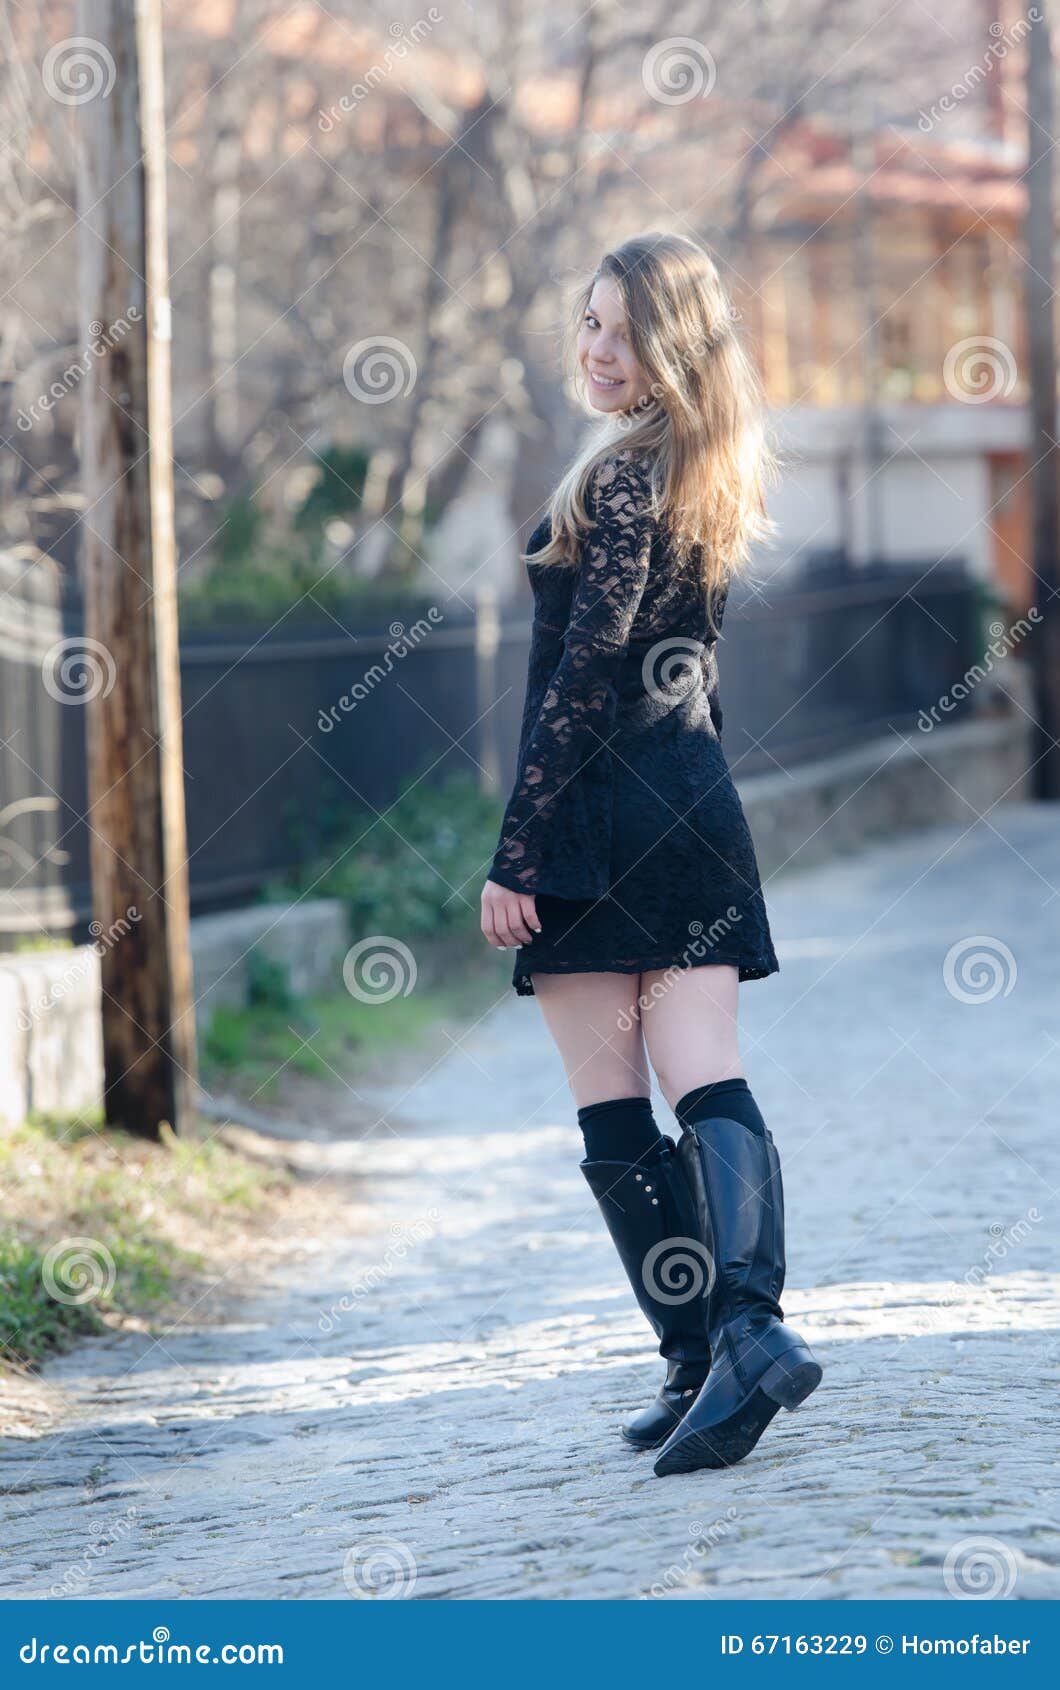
[511,952,779,996]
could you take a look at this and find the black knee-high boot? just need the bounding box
[653,1082,822,1477]
[580,1102,713,1449]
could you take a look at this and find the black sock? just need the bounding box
[675,1077,767,1138]
[577,1095,666,1165]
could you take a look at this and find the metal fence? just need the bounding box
[0,555,980,943]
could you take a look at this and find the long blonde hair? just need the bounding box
[535,232,774,600]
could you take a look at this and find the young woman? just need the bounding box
[480,232,822,1478]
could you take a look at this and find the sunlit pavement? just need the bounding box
[2,802,1058,1600]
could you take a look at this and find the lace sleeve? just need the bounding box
[706,584,727,738]
[489,455,654,894]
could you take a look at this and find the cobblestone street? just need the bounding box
[2,804,1058,1601]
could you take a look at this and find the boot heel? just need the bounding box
[760,1346,822,1411]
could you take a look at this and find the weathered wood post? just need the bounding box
[75,0,196,1135]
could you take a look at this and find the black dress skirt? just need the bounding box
[488,450,779,996]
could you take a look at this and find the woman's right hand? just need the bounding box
[480,879,541,950]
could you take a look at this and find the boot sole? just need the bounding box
[653,1354,822,1476]
[621,1428,668,1451]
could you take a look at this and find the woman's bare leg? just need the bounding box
[637,963,742,1113]
[536,969,715,1448]
[531,971,651,1108]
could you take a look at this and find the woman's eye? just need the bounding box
[585,314,600,329]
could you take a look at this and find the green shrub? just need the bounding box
[293,445,369,537]
[178,550,439,630]
[216,493,264,568]
[245,951,296,1013]
[273,771,503,942]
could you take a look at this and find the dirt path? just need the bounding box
[2,804,1058,1600]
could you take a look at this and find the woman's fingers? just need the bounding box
[481,885,512,949]
[480,883,542,949]
[480,895,500,947]
[505,895,535,948]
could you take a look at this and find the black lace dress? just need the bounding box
[488,451,779,996]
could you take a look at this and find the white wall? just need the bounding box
[768,401,1028,579]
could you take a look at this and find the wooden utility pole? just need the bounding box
[1025,2,1060,799]
[76,0,196,1136]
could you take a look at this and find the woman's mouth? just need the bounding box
[588,369,624,391]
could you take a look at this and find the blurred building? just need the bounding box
[737,119,1030,608]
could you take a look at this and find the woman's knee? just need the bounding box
[639,965,742,1111]
[651,1053,742,1116]
[565,1039,651,1109]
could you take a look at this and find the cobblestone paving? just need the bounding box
[2,804,1058,1601]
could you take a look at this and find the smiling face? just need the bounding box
[577,273,653,414]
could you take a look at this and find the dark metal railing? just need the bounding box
[0,555,980,943]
